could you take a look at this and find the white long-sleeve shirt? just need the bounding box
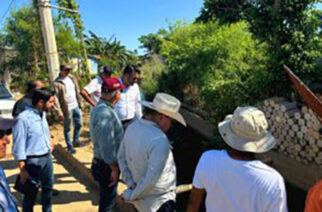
[114,81,142,121]
[117,119,176,212]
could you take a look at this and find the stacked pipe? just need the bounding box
[260,97,322,167]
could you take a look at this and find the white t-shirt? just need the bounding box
[84,76,102,105]
[62,76,78,110]
[114,82,142,121]
[193,150,288,212]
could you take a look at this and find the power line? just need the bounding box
[0,0,15,25]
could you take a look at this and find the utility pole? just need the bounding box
[38,0,59,81]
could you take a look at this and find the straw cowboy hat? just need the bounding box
[218,106,276,153]
[141,93,186,126]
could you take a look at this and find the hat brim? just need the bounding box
[218,115,276,153]
[141,101,186,127]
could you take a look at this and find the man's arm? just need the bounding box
[117,139,135,188]
[12,118,29,184]
[51,83,64,121]
[95,110,123,187]
[80,89,96,107]
[187,187,206,212]
[134,85,142,119]
[12,119,27,161]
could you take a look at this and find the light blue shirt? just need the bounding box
[90,99,124,164]
[12,108,51,160]
[0,165,18,212]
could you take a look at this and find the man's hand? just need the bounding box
[20,169,29,184]
[108,163,119,187]
[51,140,55,152]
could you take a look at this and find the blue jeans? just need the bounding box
[23,154,53,212]
[64,106,82,149]
[91,159,117,212]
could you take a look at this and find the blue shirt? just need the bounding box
[0,165,18,212]
[12,108,51,160]
[90,99,124,164]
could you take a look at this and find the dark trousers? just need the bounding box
[23,154,53,212]
[91,159,117,212]
[157,200,176,212]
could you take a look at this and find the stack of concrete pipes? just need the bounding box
[260,97,322,167]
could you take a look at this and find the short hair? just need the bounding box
[26,81,38,93]
[100,66,113,76]
[123,65,136,76]
[134,66,141,74]
[32,87,55,106]
[0,129,11,139]
[143,106,159,117]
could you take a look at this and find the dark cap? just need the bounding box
[60,64,73,71]
[101,77,124,93]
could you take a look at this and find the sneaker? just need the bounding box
[67,147,76,154]
[73,142,85,147]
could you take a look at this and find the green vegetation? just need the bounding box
[138,1,322,130]
[197,0,322,86]
[85,31,139,74]
[0,6,82,88]
[160,21,270,123]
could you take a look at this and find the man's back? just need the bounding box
[193,150,287,212]
[118,119,176,212]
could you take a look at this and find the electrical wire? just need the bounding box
[0,0,16,25]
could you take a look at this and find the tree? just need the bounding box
[2,6,82,87]
[197,0,322,86]
[85,31,138,73]
[56,0,89,78]
[157,21,270,123]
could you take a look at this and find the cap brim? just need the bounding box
[141,101,187,127]
[218,115,276,153]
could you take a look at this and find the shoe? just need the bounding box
[67,147,76,154]
[73,142,85,147]
[52,188,60,196]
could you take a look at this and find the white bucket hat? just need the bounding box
[218,106,276,153]
[141,93,186,126]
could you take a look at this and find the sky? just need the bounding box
[0,0,204,53]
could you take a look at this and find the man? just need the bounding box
[118,93,186,212]
[12,87,55,212]
[12,80,44,118]
[13,80,60,196]
[90,77,124,212]
[187,106,288,212]
[53,64,83,154]
[80,66,114,107]
[115,65,142,128]
[0,118,18,212]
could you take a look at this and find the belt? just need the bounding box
[121,118,133,125]
[27,152,50,159]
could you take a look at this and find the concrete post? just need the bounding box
[38,0,59,81]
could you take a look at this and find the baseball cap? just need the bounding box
[101,77,125,93]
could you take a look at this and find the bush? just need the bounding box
[159,21,271,123]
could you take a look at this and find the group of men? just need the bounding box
[0,62,320,212]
